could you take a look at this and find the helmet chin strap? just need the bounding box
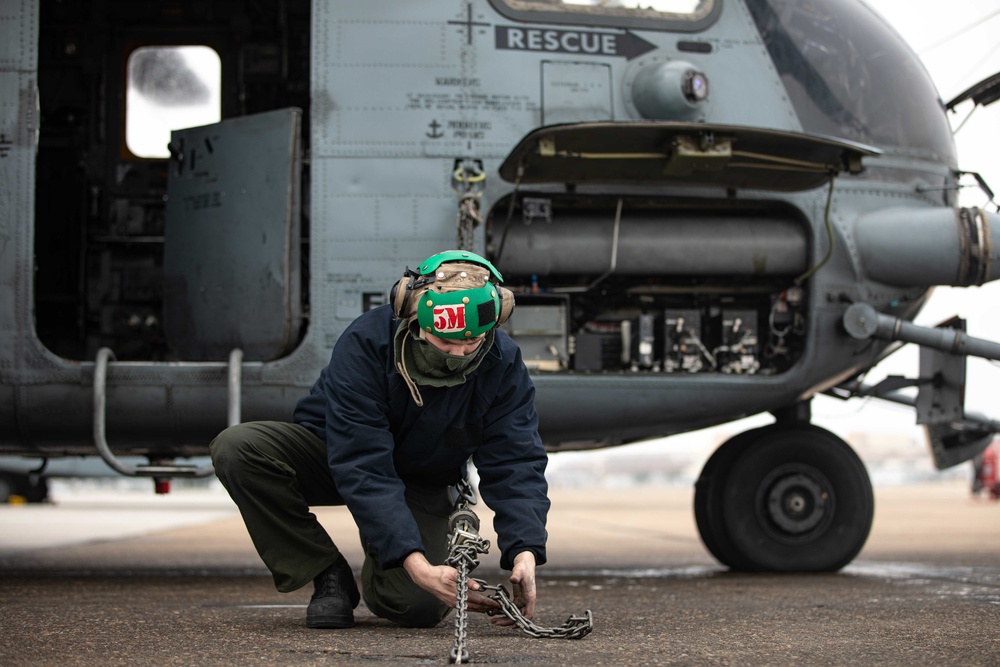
[395,322,425,407]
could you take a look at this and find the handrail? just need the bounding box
[228,348,243,427]
[92,347,216,478]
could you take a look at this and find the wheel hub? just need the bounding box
[761,468,831,537]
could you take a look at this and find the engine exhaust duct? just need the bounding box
[854,207,1000,287]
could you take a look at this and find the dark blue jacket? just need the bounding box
[294,305,549,570]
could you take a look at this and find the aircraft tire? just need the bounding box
[693,428,762,570]
[24,476,49,503]
[720,423,873,572]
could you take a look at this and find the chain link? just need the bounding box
[451,559,470,664]
[477,580,593,639]
[452,162,485,252]
[456,195,482,251]
[446,511,490,664]
[444,479,594,663]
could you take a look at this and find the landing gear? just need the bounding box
[694,423,873,572]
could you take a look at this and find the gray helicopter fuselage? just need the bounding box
[0,0,996,460]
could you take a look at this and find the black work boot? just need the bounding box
[306,555,361,629]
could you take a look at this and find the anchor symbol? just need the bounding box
[426,119,444,139]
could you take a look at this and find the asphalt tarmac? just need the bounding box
[2,479,999,666]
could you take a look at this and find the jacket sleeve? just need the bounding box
[323,323,425,569]
[473,344,550,570]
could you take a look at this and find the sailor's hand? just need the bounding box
[492,550,536,625]
[403,552,500,613]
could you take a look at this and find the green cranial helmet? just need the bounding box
[412,251,506,340]
[417,250,503,282]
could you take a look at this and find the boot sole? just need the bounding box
[306,613,355,629]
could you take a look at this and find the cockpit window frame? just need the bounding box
[744,0,957,168]
[487,0,722,33]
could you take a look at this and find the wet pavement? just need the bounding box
[2,481,999,666]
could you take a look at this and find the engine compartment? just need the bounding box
[488,195,809,375]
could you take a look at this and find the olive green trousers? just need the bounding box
[210,421,452,628]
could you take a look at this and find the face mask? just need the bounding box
[393,320,495,399]
[410,335,482,377]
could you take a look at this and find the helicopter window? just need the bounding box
[745,0,956,167]
[503,0,708,15]
[125,45,221,159]
[491,0,719,30]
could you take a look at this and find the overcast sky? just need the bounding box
[867,0,999,210]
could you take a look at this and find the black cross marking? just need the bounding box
[447,3,490,46]
[0,133,11,158]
